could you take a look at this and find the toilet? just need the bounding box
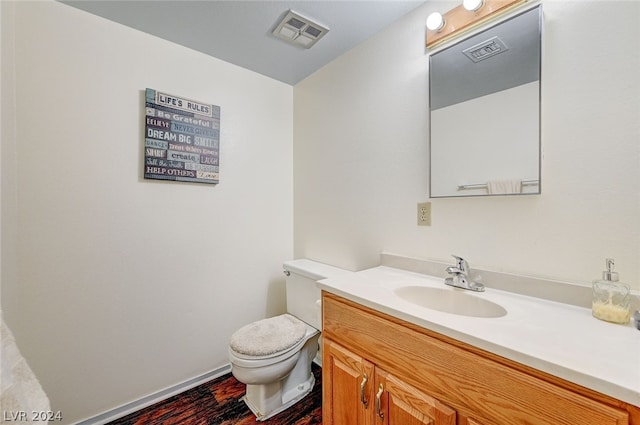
[228,259,348,421]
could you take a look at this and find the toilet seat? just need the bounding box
[229,336,305,368]
[229,314,316,368]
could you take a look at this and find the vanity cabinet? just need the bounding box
[322,292,638,425]
[323,338,455,425]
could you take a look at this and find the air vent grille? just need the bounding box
[272,10,329,49]
[287,17,305,29]
[304,26,322,38]
[463,36,509,63]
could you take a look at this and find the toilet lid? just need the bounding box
[230,314,307,357]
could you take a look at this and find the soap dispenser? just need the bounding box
[592,259,630,324]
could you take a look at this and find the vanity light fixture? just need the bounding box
[463,0,485,12]
[426,0,526,48]
[426,12,446,32]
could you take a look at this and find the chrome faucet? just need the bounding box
[445,255,485,292]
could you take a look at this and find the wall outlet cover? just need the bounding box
[418,202,431,226]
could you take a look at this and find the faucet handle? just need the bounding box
[451,255,469,273]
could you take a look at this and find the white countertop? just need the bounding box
[317,265,640,407]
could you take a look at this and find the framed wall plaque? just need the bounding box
[144,88,220,184]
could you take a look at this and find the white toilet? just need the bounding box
[228,259,347,421]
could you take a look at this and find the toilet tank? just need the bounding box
[283,259,349,330]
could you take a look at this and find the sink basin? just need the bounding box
[394,286,507,318]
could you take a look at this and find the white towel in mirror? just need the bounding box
[487,179,522,195]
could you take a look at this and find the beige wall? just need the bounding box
[1,1,18,320]
[294,1,640,288]
[2,1,293,422]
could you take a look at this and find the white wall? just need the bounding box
[294,1,640,288]
[2,1,293,423]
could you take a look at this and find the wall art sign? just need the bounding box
[144,88,220,184]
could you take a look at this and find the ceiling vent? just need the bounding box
[463,36,509,63]
[272,10,329,49]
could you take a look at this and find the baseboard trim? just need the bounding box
[74,363,232,425]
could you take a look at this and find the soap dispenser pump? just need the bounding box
[592,258,630,324]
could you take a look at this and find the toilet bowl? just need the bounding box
[228,259,348,421]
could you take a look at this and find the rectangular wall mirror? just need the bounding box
[429,6,542,198]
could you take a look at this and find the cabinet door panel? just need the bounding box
[323,338,374,425]
[377,370,456,425]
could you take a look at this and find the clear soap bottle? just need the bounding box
[592,259,630,324]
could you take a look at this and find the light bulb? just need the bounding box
[463,0,484,12]
[426,12,445,31]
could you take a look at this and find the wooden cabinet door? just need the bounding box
[375,369,456,425]
[323,338,375,425]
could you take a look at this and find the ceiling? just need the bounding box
[61,1,427,85]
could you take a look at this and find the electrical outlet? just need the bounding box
[417,202,431,226]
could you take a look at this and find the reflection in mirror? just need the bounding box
[429,6,542,198]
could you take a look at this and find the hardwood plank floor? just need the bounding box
[107,365,322,425]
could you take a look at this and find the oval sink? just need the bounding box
[394,286,507,318]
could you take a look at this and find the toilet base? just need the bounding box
[242,372,315,421]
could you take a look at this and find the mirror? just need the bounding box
[429,6,542,198]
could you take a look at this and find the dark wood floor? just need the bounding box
[107,365,322,425]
